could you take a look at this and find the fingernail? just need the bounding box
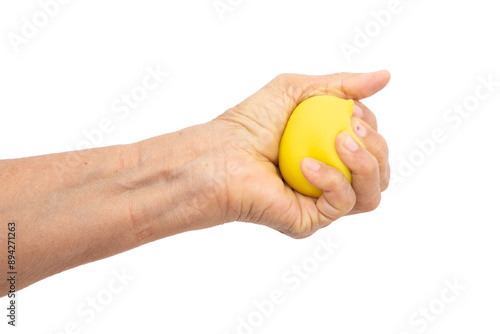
[305,158,321,171]
[354,119,367,137]
[344,135,359,152]
[352,104,363,118]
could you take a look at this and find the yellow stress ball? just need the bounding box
[278,95,364,198]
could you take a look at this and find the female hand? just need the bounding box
[214,71,391,238]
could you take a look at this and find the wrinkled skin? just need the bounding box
[214,71,391,238]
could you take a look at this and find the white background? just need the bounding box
[1,0,499,333]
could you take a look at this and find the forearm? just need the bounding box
[0,121,228,295]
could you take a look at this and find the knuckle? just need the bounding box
[359,156,379,175]
[368,133,388,157]
[380,179,390,192]
[323,168,346,192]
[376,134,388,151]
[270,73,303,103]
[361,194,381,212]
[378,137,389,157]
[380,165,391,192]
[338,196,356,216]
[347,189,357,212]
[370,114,379,129]
[273,73,296,84]
[321,176,355,216]
[362,111,378,131]
[339,179,356,213]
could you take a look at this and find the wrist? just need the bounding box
[126,121,230,243]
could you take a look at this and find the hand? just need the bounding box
[0,71,390,294]
[214,71,391,238]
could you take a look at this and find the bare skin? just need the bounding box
[0,71,391,296]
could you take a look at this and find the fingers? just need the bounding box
[336,132,382,213]
[300,123,389,221]
[300,158,356,224]
[353,100,378,132]
[281,71,390,217]
[350,117,391,191]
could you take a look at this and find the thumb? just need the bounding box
[336,70,391,100]
[290,70,391,102]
